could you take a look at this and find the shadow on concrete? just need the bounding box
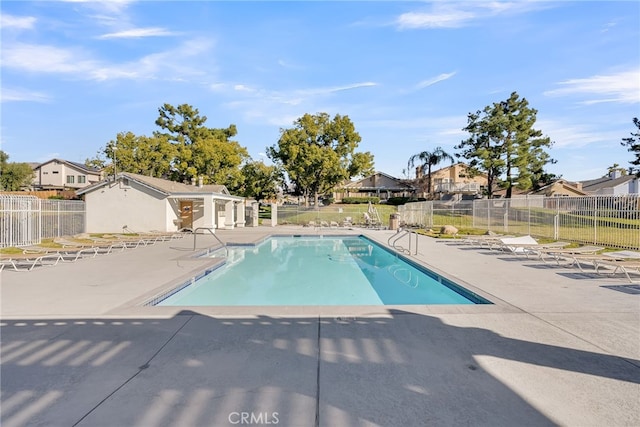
[1,310,639,427]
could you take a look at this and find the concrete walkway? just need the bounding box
[1,226,639,426]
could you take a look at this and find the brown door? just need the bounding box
[179,201,193,230]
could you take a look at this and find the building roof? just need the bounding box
[579,174,637,193]
[342,171,415,190]
[76,172,242,200]
[35,158,102,174]
[529,179,588,196]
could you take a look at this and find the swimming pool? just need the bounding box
[155,236,490,306]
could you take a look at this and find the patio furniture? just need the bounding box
[593,251,640,283]
[0,252,64,271]
[497,236,570,257]
[537,245,606,266]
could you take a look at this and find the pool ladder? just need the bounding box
[193,227,228,258]
[388,228,418,256]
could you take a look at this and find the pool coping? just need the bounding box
[109,233,524,318]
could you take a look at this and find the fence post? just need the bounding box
[271,203,277,227]
[593,197,597,245]
[38,198,42,244]
[527,198,531,236]
[472,201,476,228]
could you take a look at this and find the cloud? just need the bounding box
[395,2,552,30]
[544,68,640,104]
[415,72,456,90]
[1,38,215,82]
[396,10,475,29]
[98,27,177,39]
[1,14,36,29]
[0,88,50,103]
[60,0,135,15]
[212,81,378,127]
[297,82,378,96]
[536,119,624,149]
[1,43,95,74]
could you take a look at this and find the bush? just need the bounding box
[385,197,427,206]
[342,197,380,204]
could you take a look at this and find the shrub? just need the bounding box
[342,197,380,204]
[385,197,427,206]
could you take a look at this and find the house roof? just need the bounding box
[430,162,486,176]
[35,158,102,174]
[530,179,588,196]
[579,174,637,192]
[342,171,415,190]
[76,172,242,200]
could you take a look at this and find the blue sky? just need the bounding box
[1,1,639,182]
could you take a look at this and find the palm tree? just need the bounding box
[407,147,454,195]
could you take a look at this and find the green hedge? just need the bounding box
[385,197,427,206]
[342,197,380,204]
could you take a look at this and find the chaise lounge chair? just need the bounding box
[497,235,570,256]
[0,252,64,271]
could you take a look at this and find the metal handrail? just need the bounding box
[193,227,228,257]
[388,228,419,255]
[388,230,409,253]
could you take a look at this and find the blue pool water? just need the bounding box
[156,236,489,306]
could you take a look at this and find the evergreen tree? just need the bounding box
[456,92,555,198]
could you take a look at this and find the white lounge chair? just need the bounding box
[498,236,570,256]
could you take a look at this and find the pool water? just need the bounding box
[156,236,488,306]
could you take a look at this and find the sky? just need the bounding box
[1,1,639,182]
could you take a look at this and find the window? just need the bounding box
[66,175,75,184]
[52,171,59,174]
[43,171,49,174]
[78,175,86,183]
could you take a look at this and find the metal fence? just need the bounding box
[276,204,398,227]
[0,195,85,248]
[398,195,640,250]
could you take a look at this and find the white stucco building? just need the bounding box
[76,172,246,233]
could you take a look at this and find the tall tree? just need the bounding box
[455,92,555,198]
[103,132,177,178]
[605,163,628,177]
[267,113,374,206]
[239,160,284,202]
[621,117,640,177]
[154,103,249,187]
[407,146,454,195]
[0,150,34,191]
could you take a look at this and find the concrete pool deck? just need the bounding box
[1,226,639,426]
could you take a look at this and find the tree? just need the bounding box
[605,163,628,177]
[154,103,249,187]
[103,132,176,178]
[239,160,284,202]
[455,92,555,198]
[0,150,34,191]
[621,117,640,177]
[407,146,454,195]
[267,113,374,206]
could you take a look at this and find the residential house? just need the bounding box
[76,172,247,233]
[33,159,102,190]
[528,179,588,197]
[579,171,639,195]
[333,172,415,202]
[419,163,487,197]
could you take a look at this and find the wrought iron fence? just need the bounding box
[398,195,640,250]
[0,195,85,247]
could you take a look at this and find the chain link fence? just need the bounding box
[398,195,640,250]
[0,195,85,248]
